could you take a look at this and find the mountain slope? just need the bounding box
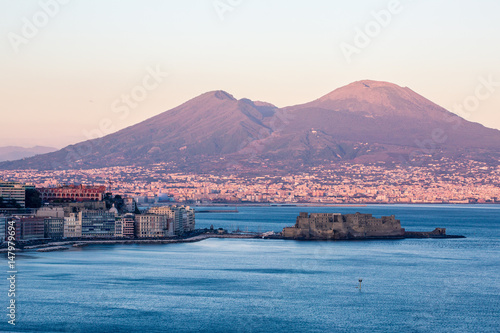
[1,81,499,171]
[0,91,278,170]
[228,80,500,166]
[277,80,500,150]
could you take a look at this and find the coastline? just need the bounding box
[189,203,500,207]
[1,230,466,254]
[0,234,259,253]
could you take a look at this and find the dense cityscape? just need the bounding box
[1,158,499,205]
[2,158,498,245]
[0,180,196,245]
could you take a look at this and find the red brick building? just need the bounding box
[38,185,106,202]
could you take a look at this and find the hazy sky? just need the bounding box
[1,0,499,148]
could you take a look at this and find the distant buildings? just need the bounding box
[16,217,45,241]
[114,217,123,238]
[124,197,137,213]
[122,213,135,238]
[147,205,195,235]
[0,206,196,242]
[0,181,199,242]
[81,210,116,238]
[2,160,500,205]
[172,206,195,234]
[61,201,106,215]
[63,213,81,238]
[44,217,64,239]
[147,206,175,218]
[36,206,65,218]
[38,185,106,202]
[135,214,172,238]
[0,181,30,208]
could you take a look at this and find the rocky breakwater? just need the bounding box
[404,228,465,239]
[37,246,70,252]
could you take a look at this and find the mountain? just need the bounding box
[268,80,500,164]
[298,80,451,120]
[0,91,279,171]
[1,80,499,171]
[0,146,57,162]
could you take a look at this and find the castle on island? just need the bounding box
[282,212,406,240]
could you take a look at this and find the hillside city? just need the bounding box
[1,158,499,205]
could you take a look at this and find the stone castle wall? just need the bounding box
[282,212,405,240]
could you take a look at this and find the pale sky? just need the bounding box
[1,0,499,148]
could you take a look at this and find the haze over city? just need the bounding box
[2,0,500,148]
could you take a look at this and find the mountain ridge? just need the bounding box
[0,146,57,163]
[1,80,499,171]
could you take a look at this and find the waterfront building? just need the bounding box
[114,216,123,237]
[16,217,45,241]
[81,210,116,238]
[134,214,172,238]
[0,181,28,208]
[148,205,195,235]
[38,185,106,202]
[171,205,195,235]
[63,213,82,238]
[44,217,64,239]
[112,205,124,238]
[122,213,135,238]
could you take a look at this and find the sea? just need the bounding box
[1,205,499,332]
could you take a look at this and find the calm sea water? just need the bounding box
[1,205,499,332]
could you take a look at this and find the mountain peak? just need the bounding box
[319,79,407,102]
[202,90,236,101]
[297,79,449,120]
[348,79,402,89]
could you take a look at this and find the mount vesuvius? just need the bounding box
[2,80,499,172]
